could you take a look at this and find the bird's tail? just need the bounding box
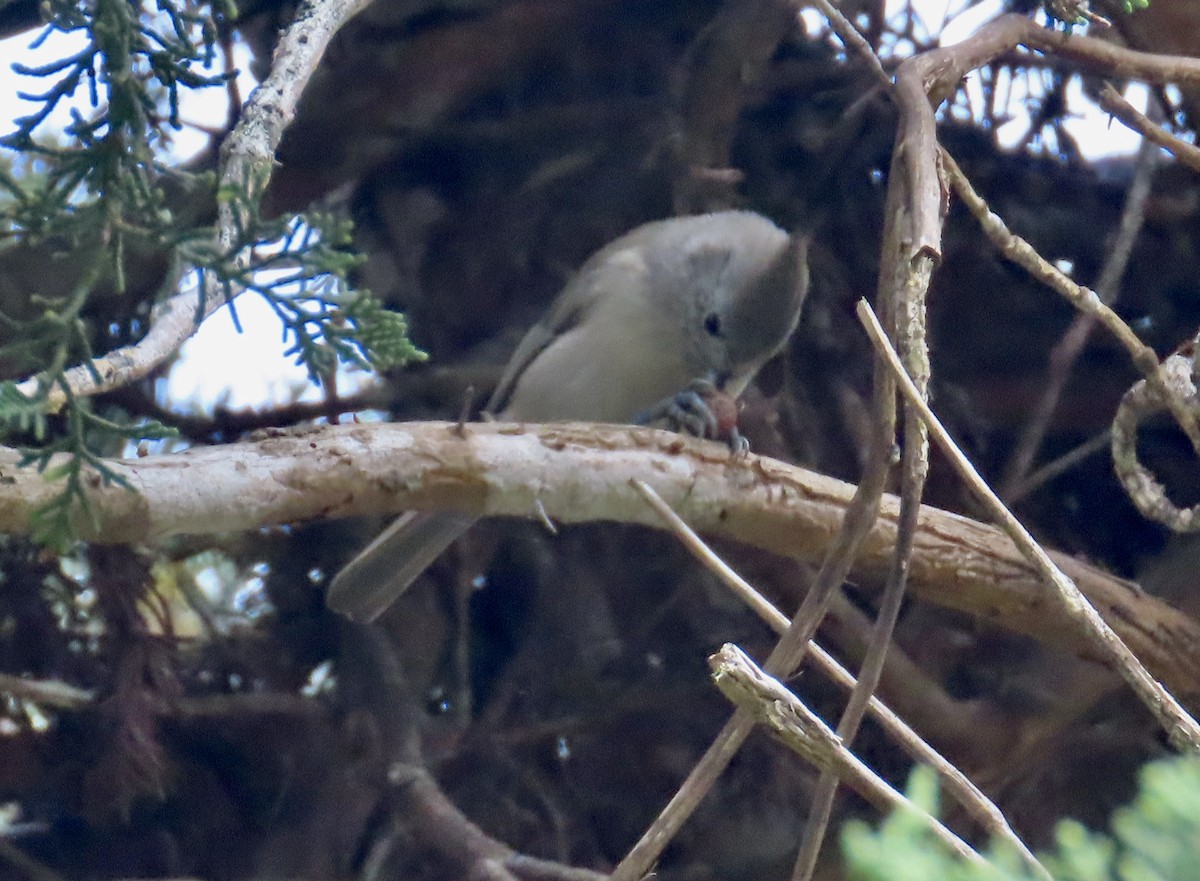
[327,511,477,622]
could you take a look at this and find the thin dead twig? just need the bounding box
[896,15,1200,454]
[1000,100,1160,497]
[896,12,1200,259]
[942,144,1200,489]
[610,2,906,875]
[1006,429,1111,504]
[857,297,1200,753]
[631,479,1052,880]
[792,249,934,881]
[708,643,988,868]
[109,378,394,441]
[1098,83,1200,173]
[609,305,897,881]
[0,671,321,719]
[790,6,937,876]
[783,6,941,871]
[943,144,1200,444]
[801,0,892,90]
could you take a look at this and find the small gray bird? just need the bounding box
[327,210,809,622]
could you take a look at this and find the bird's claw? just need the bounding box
[635,379,749,453]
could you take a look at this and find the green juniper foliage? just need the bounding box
[0,0,424,548]
[1044,0,1148,26]
[181,188,425,383]
[844,755,1200,881]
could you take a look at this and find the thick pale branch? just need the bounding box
[2,421,1198,695]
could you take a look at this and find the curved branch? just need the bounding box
[2,420,1198,695]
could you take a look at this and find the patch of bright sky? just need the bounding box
[824,0,1154,158]
[937,0,1150,156]
[0,28,89,139]
[0,25,257,164]
[158,290,327,411]
[0,1,1172,417]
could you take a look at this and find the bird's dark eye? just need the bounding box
[704,312,722,337]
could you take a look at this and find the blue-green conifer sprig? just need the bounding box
[0,0,424,547]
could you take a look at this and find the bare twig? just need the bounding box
[857,298,1200,753]
[943,146,1200,454]
[631,479,1051,879]
[708,644,988,868]
[0,670,321,718]
[893,15,1200,457]
[1000,99,1161,497]
[793,188,937,881]
[894,12,1200,281]
[792,430,926,879]
[778,16,942,870]
[1006,429,1112,504]
[800,0,892,90]
[109,378,394,440]
[1098,83,1200,173]
[14,0,376,411]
